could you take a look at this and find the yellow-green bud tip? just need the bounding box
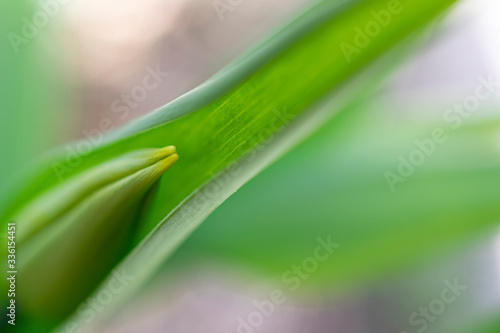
[154,145,177,159]
[151,148,179,177]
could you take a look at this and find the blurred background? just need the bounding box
[2,0,500,332]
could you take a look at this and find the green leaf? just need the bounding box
[173,103,500,292]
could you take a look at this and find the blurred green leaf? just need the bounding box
[0,0,70,189]
[453,314,500,333]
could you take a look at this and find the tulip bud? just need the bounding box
[3,146,178,322]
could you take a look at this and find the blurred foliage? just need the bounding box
[6,0,497,332]
[0,0,69,188]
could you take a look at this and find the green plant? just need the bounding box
[8,0,500,332]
